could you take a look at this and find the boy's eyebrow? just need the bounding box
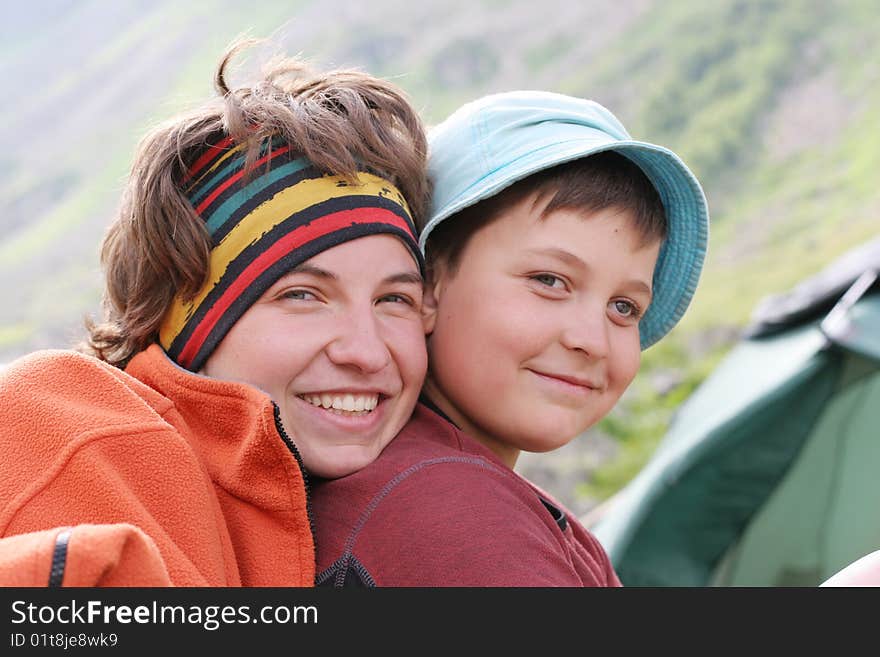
[287,264,423,286]
[526,247,585,271]
[626,280,653,299]
[526,247,653,296]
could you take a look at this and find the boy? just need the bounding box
[311,90,709,586]
[0,41,431,586]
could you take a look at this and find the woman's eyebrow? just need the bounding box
[288,264,336,280]
[285,266,422,286]
[383,271,423,286]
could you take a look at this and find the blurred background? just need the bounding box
[2,0,878,521]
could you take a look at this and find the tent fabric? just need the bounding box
[711,358,880,585]
[746,235,880,337]
[823,284,880,361]
[591,242,880,587]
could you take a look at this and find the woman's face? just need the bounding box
[203,235,430,478]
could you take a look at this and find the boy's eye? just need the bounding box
[531,273,565,289]
[610,299,641,319]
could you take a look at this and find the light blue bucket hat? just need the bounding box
[421,90,709,350]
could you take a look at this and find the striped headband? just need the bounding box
[159,135,423,372]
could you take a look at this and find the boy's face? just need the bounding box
[423,195,660,466]
[202,234,429,478]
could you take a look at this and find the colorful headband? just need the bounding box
[159,136,423,372]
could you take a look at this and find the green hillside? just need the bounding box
[2,0,878,511]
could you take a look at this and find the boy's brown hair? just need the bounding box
[424,151,666,277]
[84,40,429,369]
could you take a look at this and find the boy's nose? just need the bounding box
[325,311,392,373]
[559,309,610,359]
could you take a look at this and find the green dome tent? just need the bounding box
[590,236,880,586]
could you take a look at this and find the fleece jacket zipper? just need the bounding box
[271,402,315,549]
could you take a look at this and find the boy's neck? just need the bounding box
[421,377,521,469]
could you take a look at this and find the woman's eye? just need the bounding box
[378,293,414,306]
[280,289,317,301]
[531,273,565,289]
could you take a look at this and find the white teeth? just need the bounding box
[299,393,380,414]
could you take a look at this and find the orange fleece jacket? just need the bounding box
[0,345,314,587]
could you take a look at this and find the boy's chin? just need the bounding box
[502,420,586,454]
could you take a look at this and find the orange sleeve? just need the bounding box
[0,351,235,586]
[0,524,173,587]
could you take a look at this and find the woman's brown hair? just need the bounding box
[83,39,429,368]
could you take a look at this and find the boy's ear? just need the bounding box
[421,263,444,335]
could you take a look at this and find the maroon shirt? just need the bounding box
[311,403,622,587]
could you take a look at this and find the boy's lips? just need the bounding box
[526,369,603,392]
